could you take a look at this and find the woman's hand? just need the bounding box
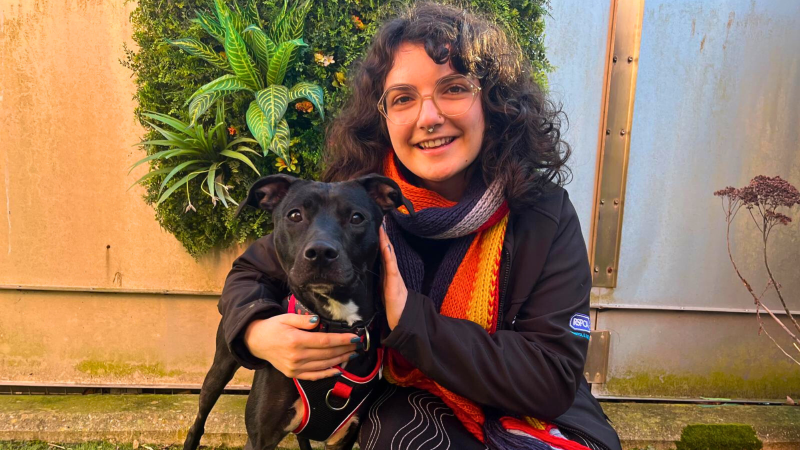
[244,314,359,380]
[380,225,408,330]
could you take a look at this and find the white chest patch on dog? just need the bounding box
[322,299,362,326]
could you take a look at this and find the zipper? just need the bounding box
[553,421,611,450]
[496,248,511,330]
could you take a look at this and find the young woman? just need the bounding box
[219,3,621,449]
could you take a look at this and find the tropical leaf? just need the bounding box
[214,177,230,208]
[144,121,192,144]
[267,39,306,86]
[244,0,260,28]
[128,166,172,190]
[188,90,228,124]
[288,82,324,119]
[192,11,225,44]
[220,149,260,175]
[142,112,196,138]
[160,160,204,195]
[255,85,289,147]
[246,100,272,154]
[241,25,274,74]
[269,0,289,42]
[157,171,203,205]
[267,119,290,161]
[206,163,219,200]
[167,38,230,72]
[186,74,250,105]
[280,0,311,42]
[222,9,262,90]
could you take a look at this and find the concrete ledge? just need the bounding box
[1,395,799,449]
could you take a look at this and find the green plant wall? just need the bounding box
[123,0,552,257]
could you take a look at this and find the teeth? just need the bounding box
[418,137,454,149]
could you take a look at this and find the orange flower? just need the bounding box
[295,101,314,113]
[227,126,236,136]
[352,15,365,30]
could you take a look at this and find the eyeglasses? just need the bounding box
[377,74,482,125]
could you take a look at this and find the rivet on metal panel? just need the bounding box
[594,267,600,273]
[600,199,605,205]
[627,56,633,63]
[606,129,611,135]
[620,129,626,136]
[612,55,618,63]
[613,199,620,205]
[606,267,614,274]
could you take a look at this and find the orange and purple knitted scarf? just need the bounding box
[382,153,590,450]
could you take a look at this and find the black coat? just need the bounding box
[218,186,622,450]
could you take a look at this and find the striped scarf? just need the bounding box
[382,153,589,450]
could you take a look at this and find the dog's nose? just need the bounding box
[303,241,339,265]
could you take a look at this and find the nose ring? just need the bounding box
[427,126,435,133]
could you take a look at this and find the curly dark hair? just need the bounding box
[322,2,571,209]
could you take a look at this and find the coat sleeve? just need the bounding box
[218,233,290,370]
[382,192,591,420]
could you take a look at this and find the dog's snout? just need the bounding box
[303,241,339,265]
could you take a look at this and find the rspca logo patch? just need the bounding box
[569,313,591,333]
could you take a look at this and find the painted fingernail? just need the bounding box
[349,353,359,360]
[350,336,361,343]
[355,341,364,350]
[309,316,319,324]
[381,222,386,231]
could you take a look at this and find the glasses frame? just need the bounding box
[377,74,482,126]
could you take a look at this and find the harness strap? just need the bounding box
[285,294,384,442]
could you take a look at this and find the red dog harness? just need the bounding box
[287,295,384,442]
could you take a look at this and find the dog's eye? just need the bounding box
[288,210,302,222]
[350,213,365,224]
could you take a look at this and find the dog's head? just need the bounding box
[236,174,413,323]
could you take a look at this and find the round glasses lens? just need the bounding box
[383,87,421,125]
[433,76,476,116]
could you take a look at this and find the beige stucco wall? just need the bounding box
[0,0,253,386]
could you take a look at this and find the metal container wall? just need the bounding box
[594,0,800,398]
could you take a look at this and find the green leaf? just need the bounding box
[220,149,260,175]
[280,0,311,42]
[127,167,172,190]
[288,82,324,120]
[244,0,260,27]
[192,11,225,44]
[241,25,274,74]
[143,121,190,144]
[159,160,204,195]
[215,0,263,90]
[167,38,230,72]
[254,85,289,150]
[186,75,250,105]
[188,90,227,124]
[267,39,306,86]
[215,179,230,208]
[267,119,290,161]
[157,171,203,206]
[246,100,271,155]
[207,163,219,200]
[228,137,259,146]
[141,112,195,137]
[269,0,289,42]
[235,146,260,156]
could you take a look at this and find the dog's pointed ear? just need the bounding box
[235,174,298,217]
[356,174,415,216]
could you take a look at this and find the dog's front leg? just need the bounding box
[245,368,299,450]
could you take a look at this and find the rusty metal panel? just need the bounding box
[593,309,800,400]
[602,0,800,309]
[0,289,253,388]
[585,330,611,384]
[0,0,247,292]
[543,0,613,241]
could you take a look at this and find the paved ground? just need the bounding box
[0,395,799,449]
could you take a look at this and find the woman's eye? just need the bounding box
[445,84,468,94]
[393,95,414,105]
[350,213,365,224]
[288,210,302,222]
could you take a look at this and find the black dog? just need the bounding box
[183,174,413,450]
